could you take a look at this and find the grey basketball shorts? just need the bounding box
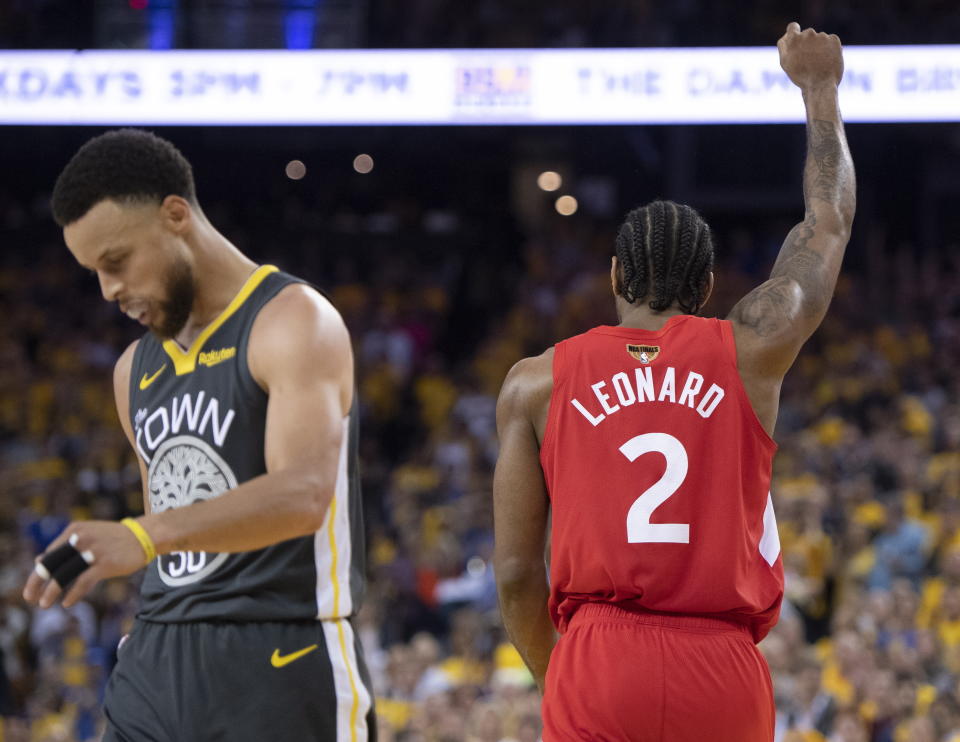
[102,618,377,742]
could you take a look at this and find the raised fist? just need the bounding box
[778,22,844,90]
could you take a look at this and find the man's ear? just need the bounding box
[611,255,622,298]
[160,195,194,235]
[701,271,715,311]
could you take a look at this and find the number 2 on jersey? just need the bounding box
[620,432,690,544]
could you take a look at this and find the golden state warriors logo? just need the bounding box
[627,344,661,364]
[147,435,237,586]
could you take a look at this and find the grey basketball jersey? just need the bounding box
[128,265,365,623]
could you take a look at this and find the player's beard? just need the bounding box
[151,257,195,340]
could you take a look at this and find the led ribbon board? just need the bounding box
[0,46,957,125]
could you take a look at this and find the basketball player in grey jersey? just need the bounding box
[23,129,376,741]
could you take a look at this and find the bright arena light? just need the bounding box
[285,159,306,180]
[555,195,578,216]
[353,154,374,174]
[537,171,562,191]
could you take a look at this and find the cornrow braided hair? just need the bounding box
[614,200,715,314]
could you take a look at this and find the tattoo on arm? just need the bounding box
[807,119,845,206]
[731,277,798,338]
[730,98,855,362]
[731,213,828,337]
[769,212,828,318]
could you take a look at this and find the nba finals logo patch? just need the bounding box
[626,344,660,364]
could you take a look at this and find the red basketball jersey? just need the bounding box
[540,315,784,643]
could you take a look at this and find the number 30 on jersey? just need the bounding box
[620,432,690,544]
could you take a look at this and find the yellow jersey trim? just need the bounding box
[327,496,341,615]
[161,264,278,376]
[335,619,361,742]
[327,501,361,740]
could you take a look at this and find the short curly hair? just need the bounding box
[51,128,197,227]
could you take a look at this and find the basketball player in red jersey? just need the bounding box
[493,23,855,742]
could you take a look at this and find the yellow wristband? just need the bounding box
[121,518,157,564]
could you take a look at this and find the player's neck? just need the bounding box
[616,301,688,332]
[178,225,258,345]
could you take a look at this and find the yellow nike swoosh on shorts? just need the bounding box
[139,364,167,390]
[271,644,319,668]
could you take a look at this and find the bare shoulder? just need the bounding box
[252,284,350,353]
[249,283,353,391]
[498,347,555,439]
[256,283,346,332]
[725,312,786,437]
[500,348,555,404]
[727,278,803,377]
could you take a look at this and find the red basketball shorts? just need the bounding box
[542,604,774,742]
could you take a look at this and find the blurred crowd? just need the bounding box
[1,148,960,742]
[4,0,960,50]
[366,0,960,48]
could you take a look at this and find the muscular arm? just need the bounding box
[493,353,557,692]
[143,284,353,554]
[25,285,353,609]
[728,25,855,432]
[730,91,855,351]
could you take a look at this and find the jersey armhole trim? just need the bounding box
[538,342,564,479]
[238,274,308,404]
[128,340,144,406]
[718,319,778,452]
[127,338,148,429]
